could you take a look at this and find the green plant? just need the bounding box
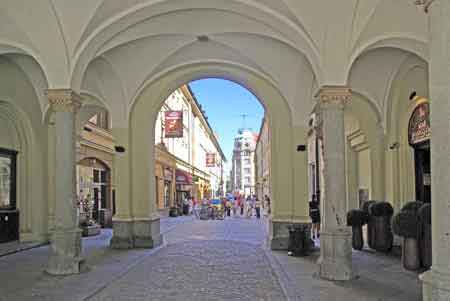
[392,210,420,238]
[347,209,369,226]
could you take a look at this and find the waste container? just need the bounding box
[392,209,420,270]
[287,225,311,257]
[182,204,189,215]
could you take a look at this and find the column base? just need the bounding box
[46,228,83,275]
[110,218,163,249]
[318,227,353,281]
[133,218,163,248]
[110,219,134,249]
[421,268,450,301]
[268,219,312,251]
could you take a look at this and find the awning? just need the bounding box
[175,169,192,185]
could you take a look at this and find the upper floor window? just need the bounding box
[88,111,109,130]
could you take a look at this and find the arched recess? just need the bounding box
[344,91,385,209]
[384,57,429,211]
[127,61,307,245]
[0,100,47,242]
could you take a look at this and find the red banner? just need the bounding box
[206,153,216,167]
[165,111,183,138]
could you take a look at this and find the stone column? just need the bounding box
[370,125,386,201]
[316,86,353,281]
[420,1,450,299]
[110,128,134,249]
[45,89,83,275]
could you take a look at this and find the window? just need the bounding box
[245,177,251,184]
[88,111,109,130]
[0,148,17,210]
[245,159,251,165]
[244,168,251,174]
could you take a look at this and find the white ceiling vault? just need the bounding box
[0,0,429,127]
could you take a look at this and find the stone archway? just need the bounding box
[110,62,311,249]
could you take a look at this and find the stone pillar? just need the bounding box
[370,125,386,201]
[110,128,134,249]
[316,86,353,281]
[45,89,83,275]
[420,1,450,299]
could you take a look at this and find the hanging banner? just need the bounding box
[206,153,216,167]
[408,102,430,146]
[164,111,183,138]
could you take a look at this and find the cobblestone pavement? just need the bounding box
[88,216,285,301]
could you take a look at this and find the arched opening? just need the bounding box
[112,61,308,252]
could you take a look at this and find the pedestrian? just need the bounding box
[232,198,238,216]
[309,195,321,239]
[255,198,261,219]
[240,197,244,215]
[264,195,271,215]
[226,199,231,216]
[246,197,253,218]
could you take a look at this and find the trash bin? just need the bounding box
[369,201,394,252]
[287,225,311,257]
[182,204,189,215]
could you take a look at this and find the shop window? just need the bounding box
[0,148,17,210]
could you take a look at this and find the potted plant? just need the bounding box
[347,209,369,250]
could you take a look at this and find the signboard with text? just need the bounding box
[408,103,430,146]
[206,153,216,167]
[164,111,183,138]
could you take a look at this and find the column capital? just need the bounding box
[46,89,82,113]
[316,86,351,106]
[414,0,435,13]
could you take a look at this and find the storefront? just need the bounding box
[408,100,431,203]
[77,158,112,227]
[0,148,19,243]
[175,169,193,204]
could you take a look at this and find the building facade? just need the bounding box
[154,85,226,212]
[231,129,258,197]
[255,117,271,202]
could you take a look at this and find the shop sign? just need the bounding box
[175,169,192,185]
[408,103,431,145]
[206,153,216,167]
[164,168,173,181]
[164,111,183,138]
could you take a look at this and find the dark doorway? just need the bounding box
[414,142,431,203]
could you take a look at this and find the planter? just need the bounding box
[81,223,101,237]
[169,207,179,217]
[351,226,364,250]
[347,209,368,251]
[402,237,420,270]
[418,203,431,269]
[369,202,394,252]
[287,225,312,256]
[392,209,421,270]
[362,201,377,249]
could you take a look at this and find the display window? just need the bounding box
[0,148,17,210]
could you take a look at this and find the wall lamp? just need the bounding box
[389,142,400,150]
[297,145,307,152]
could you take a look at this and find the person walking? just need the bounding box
[232,198,238,216]
[309,195,321,239]
[255,198,261,219]
[264,195,271,215]
[246,197,253,218]
[240,196,244,215]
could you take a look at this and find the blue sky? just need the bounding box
[189,78,265,164]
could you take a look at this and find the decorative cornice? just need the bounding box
[46,89,82,113]
[414,0,435,13]
[316,86,351,105]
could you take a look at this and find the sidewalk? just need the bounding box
[267,245,422,301]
